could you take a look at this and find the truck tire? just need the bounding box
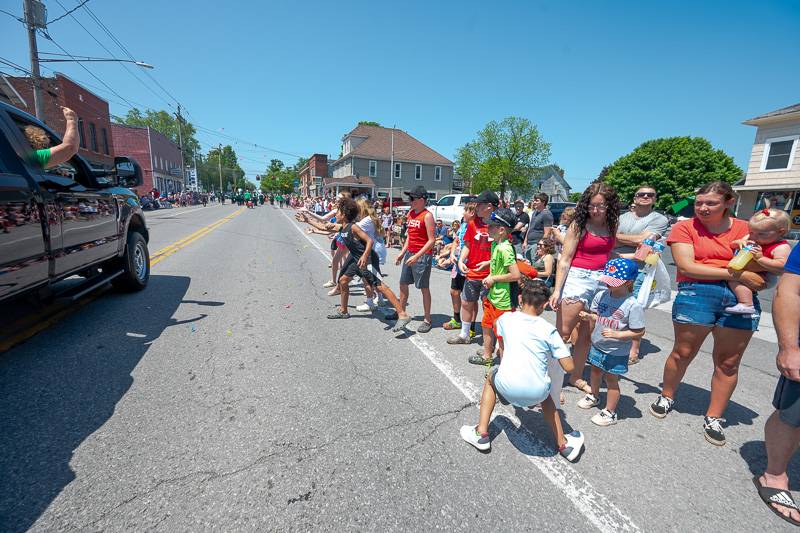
[112,231,149,291]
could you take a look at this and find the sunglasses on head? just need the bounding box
[635,192,656,198]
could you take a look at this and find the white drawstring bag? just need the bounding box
[636,259,672,308]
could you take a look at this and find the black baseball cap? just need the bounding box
[475,191,500,205]
[404,185,428,199]
[489,208,516,228]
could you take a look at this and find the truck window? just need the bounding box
[13,116,92,187]
[437,196,455,207]
[460,195,477,205]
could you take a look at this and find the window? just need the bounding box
[369,160,377,177]
[415,164,422,181]
[101,128,109,155]
[394,162,402,179]
[426,192,437,201]
[437,195,455,206]
[89,123,98,152]
[761,136,798,171]
[434,166,442,181]
[77,118,86,149]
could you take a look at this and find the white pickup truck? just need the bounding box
[428,194,477,225]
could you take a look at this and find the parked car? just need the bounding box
[0,102,150,303]
[429,194,477,224]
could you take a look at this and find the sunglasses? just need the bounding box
[635,192,656,198]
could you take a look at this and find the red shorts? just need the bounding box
[481,299,512,336]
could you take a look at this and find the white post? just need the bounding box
[389,126,394,211]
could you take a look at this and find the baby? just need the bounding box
[725,208,792,314]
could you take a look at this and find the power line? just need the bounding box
[51,0,174,109]
[48,0,91,25]
[0,8,24,22]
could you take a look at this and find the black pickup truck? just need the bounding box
[0,101,150,304]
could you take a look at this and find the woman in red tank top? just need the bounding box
[549,183,619,394]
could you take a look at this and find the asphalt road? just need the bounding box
[0,202,795,532]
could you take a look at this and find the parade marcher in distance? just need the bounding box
[395,185,436,333]
[459,277,585,462]
[577,258,645,426]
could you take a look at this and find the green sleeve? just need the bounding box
[32,148,51,168]
[502,242,516,266]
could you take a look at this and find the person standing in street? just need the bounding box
[522,193,554,262]
[614,184,670,364]
[396,186,436,332]
[754,242,800,526]
[511,199,530,256]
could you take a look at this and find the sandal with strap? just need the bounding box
[753,476,800,526]
[327,310,351,319]
[570,379,592,395]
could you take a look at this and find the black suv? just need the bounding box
[0,102,149,303]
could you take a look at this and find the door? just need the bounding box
[0,172,48,299]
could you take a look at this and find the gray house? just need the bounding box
[329,124,454,201]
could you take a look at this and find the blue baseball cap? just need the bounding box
[598,258,639,287]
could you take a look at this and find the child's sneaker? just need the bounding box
[649,395,674,418]
[724,303,756,315]
[591,409,617,426]
[703,416,726,446]
[356,299,377,312]
[322,280,336,288]
[558,430,585,462]
[443,318,461,330]
[577,394,599,409]
[459,425,490,451]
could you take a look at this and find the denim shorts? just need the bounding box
[588,346,629,375]
[561,267,602,308]
[672,281,760,331]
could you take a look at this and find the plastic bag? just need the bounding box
[636,258,672,308]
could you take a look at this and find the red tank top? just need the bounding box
[762,240,789,259]
[406,209,431,254]
[572,230,615,270]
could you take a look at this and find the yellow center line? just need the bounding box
[150,208,245,266]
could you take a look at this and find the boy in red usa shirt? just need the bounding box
[396,185,437,332]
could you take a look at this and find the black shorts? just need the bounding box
[451,272,465,291]
[773,375,800,428]
[339,254,382,287]
[330,238,337,252]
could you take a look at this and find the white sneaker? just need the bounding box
[591,409,617,426]
[356,300,377,312]
[724,303,756,315]
[577,394,599,409]
[460,425,490,451]
[322,280,336,288]
[327,287,341,296]
[559,430,585,462]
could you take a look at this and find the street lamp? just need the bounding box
[38,55,155,69]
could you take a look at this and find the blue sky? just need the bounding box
[2,0,799,190]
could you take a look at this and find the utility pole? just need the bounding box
[192,146,200,192]
[23,0,46,121]
[217,143,223,193]
[389,125,395,212]
[175,104,187,191]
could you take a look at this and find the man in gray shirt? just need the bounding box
[614,184,670,364]
[615,185,670,254]
[522,193,554,261]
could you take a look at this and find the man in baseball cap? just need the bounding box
[404,185,428,199]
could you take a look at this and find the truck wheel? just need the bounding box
[112,231,149,291]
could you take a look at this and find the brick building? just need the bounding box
[298,154,329,197]
[8,73,115,170]
[111,123,184,197]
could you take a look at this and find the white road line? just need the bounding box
[279,209,641,533]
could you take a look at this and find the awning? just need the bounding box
[733,182,800,191]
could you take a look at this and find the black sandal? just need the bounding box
[327,311,350,319]
[753,476,800,526]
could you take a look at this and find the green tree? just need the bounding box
[358,121,381,127]
[455,117,551,197]
[568,192,582,202]
[600,137,742,211]
[200,145,244,193]
[118,108,200,167]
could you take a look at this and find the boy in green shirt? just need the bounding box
[478,208,521,364]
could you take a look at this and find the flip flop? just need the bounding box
[753,476,800,526]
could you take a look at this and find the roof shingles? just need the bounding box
[337,125,453,166]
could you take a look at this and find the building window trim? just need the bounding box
[394,162,402,180]
[760,135,799,172]
[88,122,98,153]
[434,166,442,182]
[415,164,422,181]
[368,160,377,177]
[101,128,109,155]
[77,118,86,149]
